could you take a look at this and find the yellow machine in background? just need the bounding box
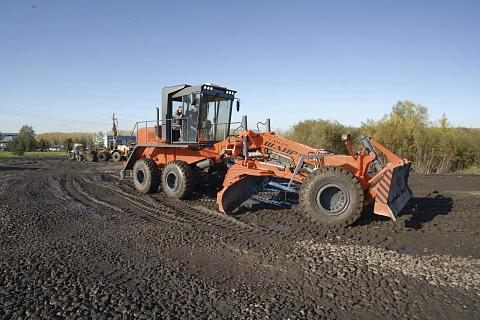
[97,143,132,162]
[97,114,135,162]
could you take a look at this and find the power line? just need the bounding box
[0,107,113,126]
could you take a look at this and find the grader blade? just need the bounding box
[217,176,269,213]
[373,162,413,220]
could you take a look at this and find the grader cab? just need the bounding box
[121,84,412,227]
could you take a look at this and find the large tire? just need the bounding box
[68,152,75,161]
[299,167,364,228]
[161,160,195,199]
[111,151,122,162]
[85,151,98,162]
[133,158,161,193]
[98,151,109,162]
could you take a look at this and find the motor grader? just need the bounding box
[120,84,412,227]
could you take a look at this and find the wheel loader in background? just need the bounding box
[97,143,132,162]
[120,84,413,227]
[97,114,135,162]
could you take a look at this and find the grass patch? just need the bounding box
[0,151,67,158]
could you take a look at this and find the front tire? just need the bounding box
[111,151,122,162]
[68,152,75,160]
[98,151,109,161]
[133,158,161,193]
[161,160,195,199]
[85,151,98,162]
[299,167,364,227]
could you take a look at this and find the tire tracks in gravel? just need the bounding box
[2,159,480,319]
[64,174,189,227]
[69,173,304,291]
[47,164,480,295]
[85,173,269,236]
[96,171,480,294]
[73,173,291,261]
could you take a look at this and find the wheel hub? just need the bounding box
[316,183,349,215]
[166,172,179,191]
[136,169,145,184]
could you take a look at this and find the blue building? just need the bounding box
[103,135,136,148]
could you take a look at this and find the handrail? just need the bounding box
[131,118,239,143]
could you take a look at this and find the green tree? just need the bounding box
[18,125,37,152]
[38,138,50,151]
[439,113,449,129]
[64,138,73,153]
[9,137,26,155]
[361,100,428,160]
[8,125,37,154]
[288,119,349,154]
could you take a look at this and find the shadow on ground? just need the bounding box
[354,192,453,229]
[403,192,453,229]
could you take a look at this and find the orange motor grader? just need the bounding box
[121,84,412,227]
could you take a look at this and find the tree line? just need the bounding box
[4,127,105,155]
[4,102,478,173]
[3,127,135,155]
[285,100,480,174]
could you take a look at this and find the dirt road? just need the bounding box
[0,158,479,319]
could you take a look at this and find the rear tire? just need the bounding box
[98,151,109,161]
[133,158,161,193]
[68,152,75,161]
[85,151,98,162]
[161,160,195,199]
[299,167,364,228]
[111,151,122,162]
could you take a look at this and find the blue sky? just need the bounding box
[0,0,479,133]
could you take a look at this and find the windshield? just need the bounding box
[198,94,232,141]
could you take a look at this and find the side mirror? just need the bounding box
[236,100,240,112]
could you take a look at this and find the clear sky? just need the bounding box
[1,0,479,133]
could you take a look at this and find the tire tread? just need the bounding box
[162,160,195,199]
[299,166,364,228]
[133,158,161,193]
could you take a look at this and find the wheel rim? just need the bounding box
[166,171,179,191]
[136,169,145,185]
[315,183,349,215]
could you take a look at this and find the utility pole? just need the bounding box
[112,113,118,149]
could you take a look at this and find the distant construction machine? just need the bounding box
[120,84,412,227]
[97,114,134,162]
[68,143,97,162]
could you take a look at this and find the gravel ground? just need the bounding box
[0,158,479,319]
